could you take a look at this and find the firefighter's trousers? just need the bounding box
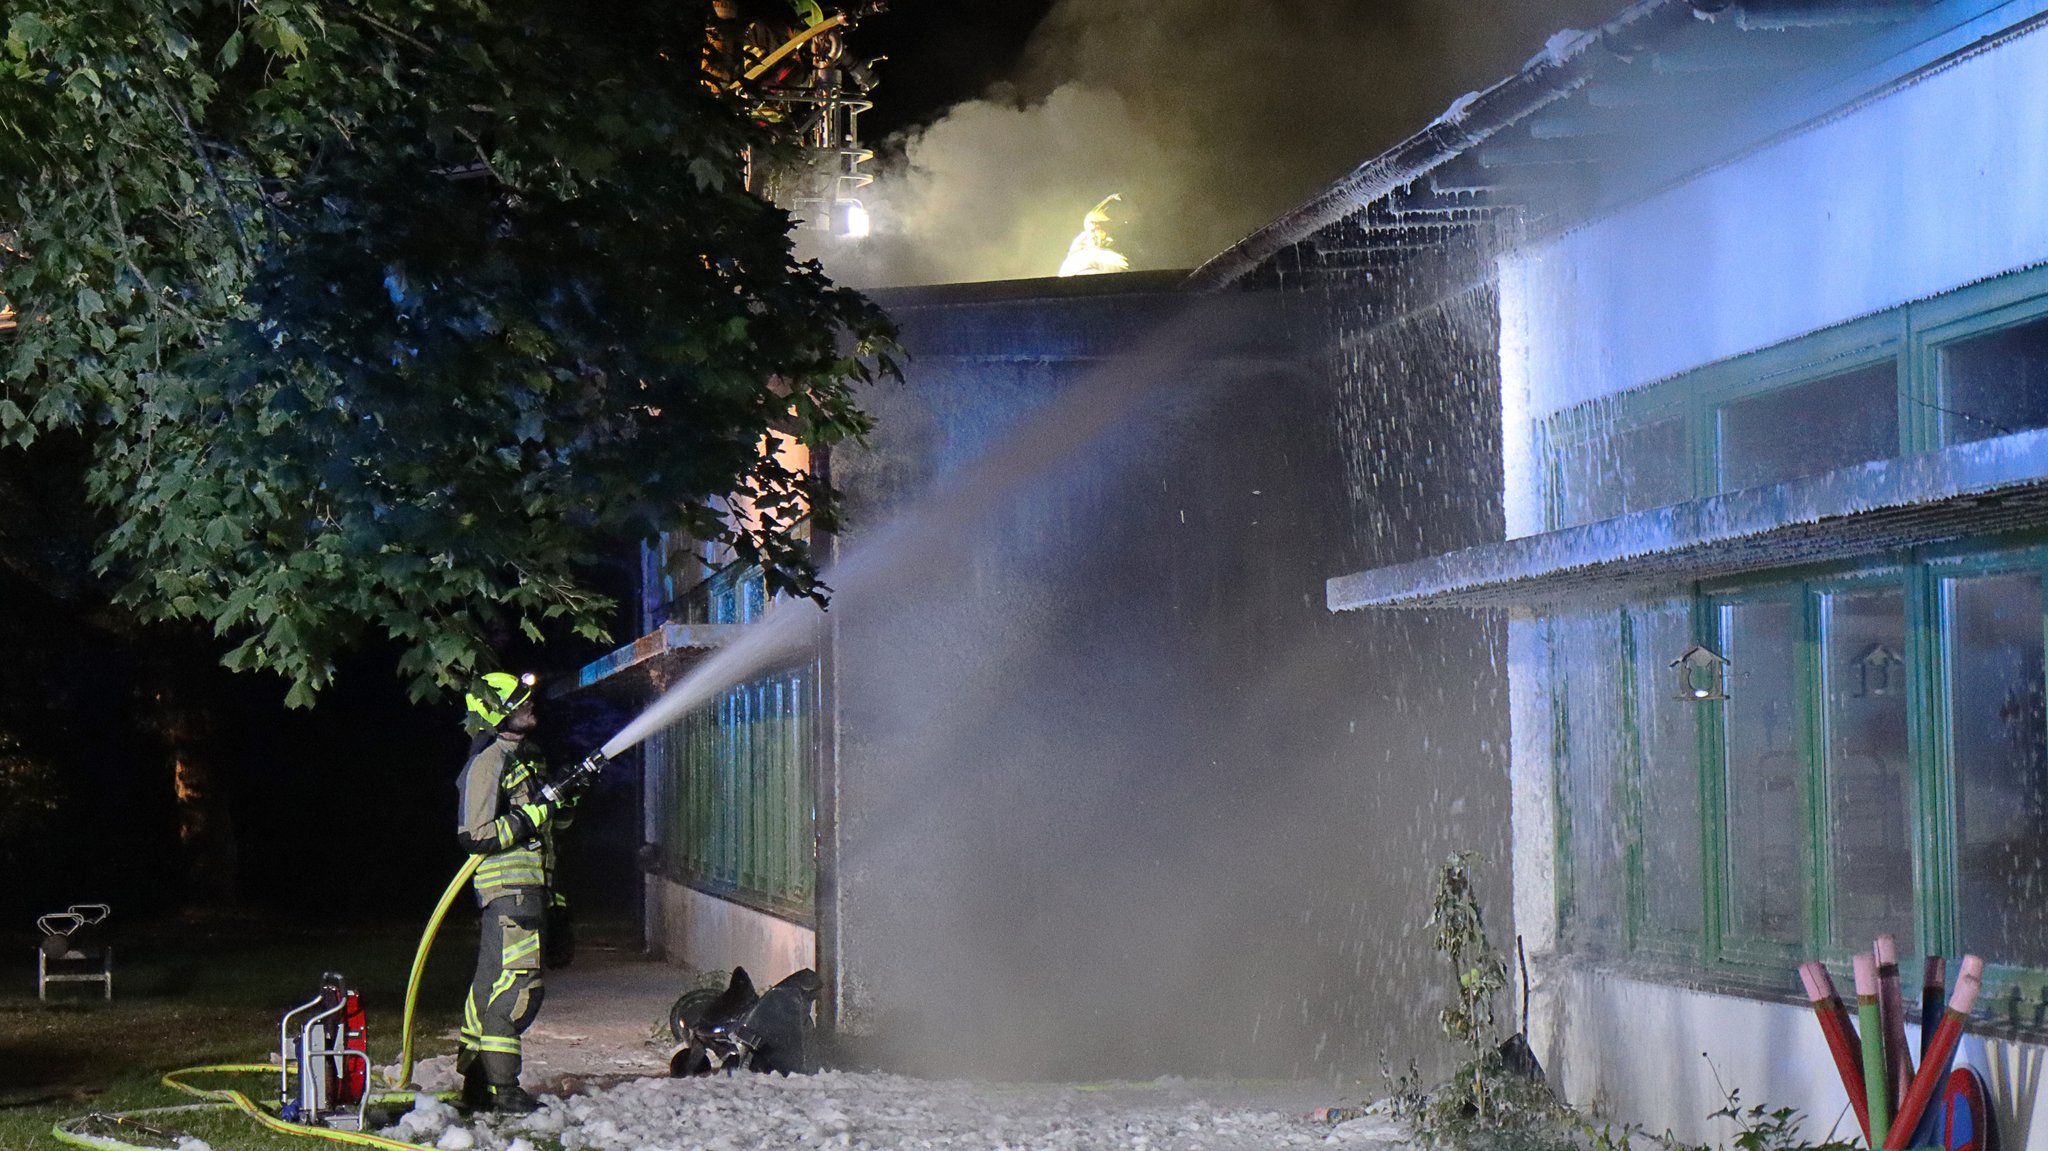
[460,889,546,1086]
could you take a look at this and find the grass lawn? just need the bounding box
[0,916,477,1150]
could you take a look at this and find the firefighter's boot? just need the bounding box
[484,1083,542,1115]
[461,1067,490,1111]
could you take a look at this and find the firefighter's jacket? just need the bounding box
[455,733,565,906]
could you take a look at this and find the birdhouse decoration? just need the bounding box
[1852,642,1904,697]
[1672,643,1729,702]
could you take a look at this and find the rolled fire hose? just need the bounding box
[54,855,483,1151]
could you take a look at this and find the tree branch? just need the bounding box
[151,78,254,270]
[98,156,204,341]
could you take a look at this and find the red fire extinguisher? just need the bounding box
[335,989,368,1105]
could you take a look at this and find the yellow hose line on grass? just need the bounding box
[50,1102,236,1151]
[52,1066,446,1151]
[56,855,482,1151]
[160,1065,436,1151]
[399,854,482,1087]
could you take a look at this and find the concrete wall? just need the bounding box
[645,876,816,986]
[1499,16,2048,539]
[823,271,1511,1082]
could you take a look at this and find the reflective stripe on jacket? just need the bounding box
[456,734,557,905]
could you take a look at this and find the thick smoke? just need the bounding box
[829,0,1621,286]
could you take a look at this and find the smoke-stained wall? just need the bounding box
[822,269,1507,1081]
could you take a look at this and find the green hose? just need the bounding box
[54,856,482,1151]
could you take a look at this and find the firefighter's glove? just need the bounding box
[514,801,554,837]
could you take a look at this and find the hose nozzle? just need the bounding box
[542,750,611,805]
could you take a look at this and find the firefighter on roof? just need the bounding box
[1059,195,1131,277]
[454,671,571,1114]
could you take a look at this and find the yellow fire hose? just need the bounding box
[398,855,482,1087]
[53,856,483,1151]
[743,14,847,82]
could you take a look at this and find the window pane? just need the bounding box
[1556,418,1692,527]
[1722,598,1808,945]
[1719,364,1897,491]
[1822,587,1914,949]
[1947,571,2048,967]
[1941,317,2048,445]
[1633,602,1704,937]
[1555,611,1629,950]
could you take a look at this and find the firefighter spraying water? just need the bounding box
[451,671,604,1114]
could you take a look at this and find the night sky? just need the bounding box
[855,0,1624,140]
[853,1,1063,139]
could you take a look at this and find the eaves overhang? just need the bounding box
[1328,429,2048,612]
[552,622,743,698]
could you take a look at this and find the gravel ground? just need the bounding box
[380,1073,1405,1151]
[377,947,1401,1151]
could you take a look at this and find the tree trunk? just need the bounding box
[147,670,240,913]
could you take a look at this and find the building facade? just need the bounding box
[581,260,1517,1080]
[1263,0,2048,1142]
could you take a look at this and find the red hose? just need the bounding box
[1885,956,1983,1150]
[1801,962,1872,1146]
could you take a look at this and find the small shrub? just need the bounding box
[1371,853,1853,1151]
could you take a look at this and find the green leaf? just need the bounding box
[63,67,102,102]
[267,16,308,58]
[687,156,724,191]
[217,28,242,68]
[6,13,53,57]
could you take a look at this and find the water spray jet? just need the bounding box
[588,296,1245,767]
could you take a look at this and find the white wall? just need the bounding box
[1500,18,2048,538]
[1501,17,2048,1142]
[1543,967,2048,1151]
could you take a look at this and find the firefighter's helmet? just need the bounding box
[466,672,538,728]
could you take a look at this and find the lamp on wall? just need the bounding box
[1672,643,1729,701]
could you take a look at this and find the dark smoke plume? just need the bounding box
[828,0,1621,286]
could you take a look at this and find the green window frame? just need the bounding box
[647,559,819,925]
[651,656,819,923]
[1541,262,2048,1016]
[1552,533,2048,1015]
[1538,262,2048,532]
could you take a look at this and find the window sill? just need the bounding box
[1328,426,2048,611]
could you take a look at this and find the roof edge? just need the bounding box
[1183,0,1676,292]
